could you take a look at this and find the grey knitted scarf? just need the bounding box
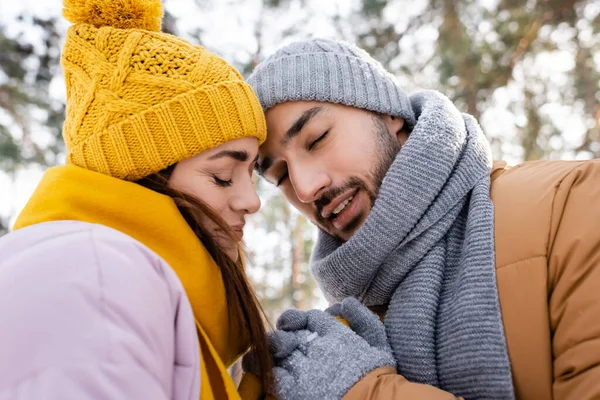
[311,91,515,399]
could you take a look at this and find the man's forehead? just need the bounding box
[266,101,330,129]
[258,101,335,175]
[262,102,327,148]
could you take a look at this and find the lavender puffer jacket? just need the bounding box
[0,220,201,399]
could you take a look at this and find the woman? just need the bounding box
[0,0,273,398]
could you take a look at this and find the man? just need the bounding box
[245,38,600,399]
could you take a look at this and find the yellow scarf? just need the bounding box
[14,164,245,399]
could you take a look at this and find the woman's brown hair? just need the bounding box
[137,165,274,393]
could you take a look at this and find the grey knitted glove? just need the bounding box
[266,298,396,400]
[325,297,393,355]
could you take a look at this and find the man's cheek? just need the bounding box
[282,187,300,205]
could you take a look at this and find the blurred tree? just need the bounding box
[572,15,600,157]
[0,217,8,236]
[0,15,64,173]
[351,0,598,159]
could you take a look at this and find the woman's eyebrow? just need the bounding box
[209,150,248,162]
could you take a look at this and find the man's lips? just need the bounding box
[331,188,364,232]
[320,189,358,220]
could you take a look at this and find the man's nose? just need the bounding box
[289,163,330,204]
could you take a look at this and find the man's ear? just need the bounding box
[383,115,409,146]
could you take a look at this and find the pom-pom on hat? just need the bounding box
[63,0,163,31]
[61,0,266,180]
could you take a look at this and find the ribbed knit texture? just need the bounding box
[61,0,266,180]
[247,38,416,128]
[311,91,515,399]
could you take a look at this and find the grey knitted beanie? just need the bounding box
[247,38,416,128]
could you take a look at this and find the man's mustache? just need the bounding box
[314,177,365,219]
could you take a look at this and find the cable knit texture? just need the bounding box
[247,38,416,129]
[311,91,515,399]
[61,0,265,180]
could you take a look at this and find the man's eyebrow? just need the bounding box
[281,106,325,147]
[209,150,248,162]
[258,106,325,177]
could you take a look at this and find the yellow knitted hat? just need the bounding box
[61,0,266,180]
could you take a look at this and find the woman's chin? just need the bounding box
[217,238,239,261]
[226,247,240,262]
[212,231,240,261]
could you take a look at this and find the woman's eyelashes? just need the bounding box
[211,158,258,187]
[212,174,233,187]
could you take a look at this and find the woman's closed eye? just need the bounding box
[212,175,233,187]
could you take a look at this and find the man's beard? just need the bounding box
[369,114,403,205]
[314,114,402,237]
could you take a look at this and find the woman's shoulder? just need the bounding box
[0,220,187,307]
[3,221,160,269]
[0,220,200,398]
[4,220,148,254]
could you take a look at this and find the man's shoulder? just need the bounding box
[490,159,598,269]
[490,159,598,214]
[490,159,598,208]
[491,159,595,187]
